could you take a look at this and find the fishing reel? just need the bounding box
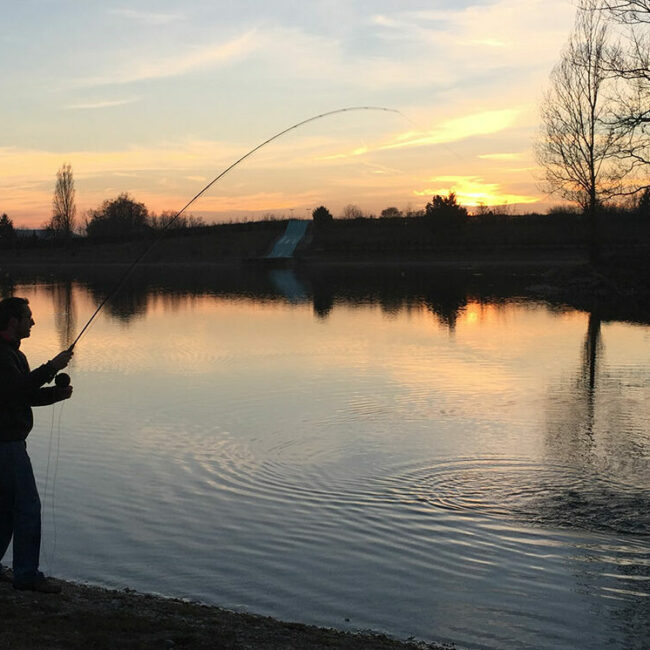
[54,372,71,388]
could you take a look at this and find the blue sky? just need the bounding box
[1,0,577,227]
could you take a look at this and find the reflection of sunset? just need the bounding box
[15,282,591,397]
[15,281,639,437]
[464,304,480,325]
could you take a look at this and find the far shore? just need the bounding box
[1,577,451,650]
[2,246,649,326]
[0,243,590,269]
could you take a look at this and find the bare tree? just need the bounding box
[537,5,633,259]
[593,1,650,169]
[50,163,76,238]
[342,204,364,219]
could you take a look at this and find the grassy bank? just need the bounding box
[0,578,450,650]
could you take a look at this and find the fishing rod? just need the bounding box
[67,106,400,351]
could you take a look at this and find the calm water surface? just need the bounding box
[6,266,650,649]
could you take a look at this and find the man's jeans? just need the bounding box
[0,440,42,586]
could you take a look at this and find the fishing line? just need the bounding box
[42,400,64,571]
[49,402,65,567]
[41,403,57,569]
[69,106,401,350]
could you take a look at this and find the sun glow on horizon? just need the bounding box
[413,175,538,207]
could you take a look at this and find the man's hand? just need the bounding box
[55,385,73,401]
[50,348,73,371]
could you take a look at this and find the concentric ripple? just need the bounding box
[379,457,650,536]
[177,432,387,511]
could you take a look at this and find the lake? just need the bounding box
[4,264,649,650]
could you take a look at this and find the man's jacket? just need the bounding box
[0,338,59,441]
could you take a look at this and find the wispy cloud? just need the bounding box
[373,1,573,70]
[108,9,184,26]
[478,152,524,161]
[386,109,521,149]
[80,30,259,86]
[319,108,521,161]
[64,98,140,110]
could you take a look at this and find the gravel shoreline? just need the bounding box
[1,578,453,649]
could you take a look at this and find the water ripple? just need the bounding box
[379,457,650,536]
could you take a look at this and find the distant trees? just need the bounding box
[84,192,210,239]
[49,163,76,238]
[380,206,402,219]
[149,211,205,231]
[85,193,149,239]
[312,205,333,226]
[424,192,468,224]
[341,204,364,219]
[0,213,15,245]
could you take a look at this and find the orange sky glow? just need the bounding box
[1,1,580,228]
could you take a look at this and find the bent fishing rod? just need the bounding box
[66,106,400,354]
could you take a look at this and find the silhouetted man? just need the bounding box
[0,296,73,593]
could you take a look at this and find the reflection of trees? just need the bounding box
[423,284,467,332]
[545,310,649,487]
[81,266,283,323]
[3,264,558,328]
[544,310,650,511]
[543,311,650,646]
[312,284,335,319]
[545,312,602,464]
[50,280,77,349]
[94,279,150,323]
[582,311,601,410]
[0,270,15,299]
[577,311,601,442]
[308,267,474,327]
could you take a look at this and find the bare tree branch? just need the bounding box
[598,1,650,24]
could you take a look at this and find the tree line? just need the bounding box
[3,164,205,241]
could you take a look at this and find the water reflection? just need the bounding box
[538,309,650,645]
[3,264,649,649]
[583,312,602,403]
[5,264,579,337]
[544,311,649,532]
[423,279,468,332]
[0,269,15,300]
[268,270,308,304]
[50,280,77,349]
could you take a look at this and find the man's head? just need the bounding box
[0,297,34,340]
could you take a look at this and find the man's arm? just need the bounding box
[29,349,73,389]
[28,349,74,405]
[0,347,73,404]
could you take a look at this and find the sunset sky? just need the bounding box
[1,0,578,228]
